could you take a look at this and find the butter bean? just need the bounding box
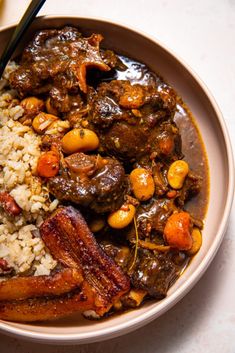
[167,160,189,189]
[130,168,155,201]
[21,97,44,117]
[187,227,202,255]
[108,204,136,229]
[32,112,58,134]
[62,128,99,154]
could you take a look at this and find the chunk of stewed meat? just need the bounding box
[87,80,181,162]
[130,249,179,298]
[127,198,177,241]
[100,241,131,271]
[90,80,177,114]
[101,122,149,161]
[9,26,112,96]
[99,120,182,162]
[48,153,128,213]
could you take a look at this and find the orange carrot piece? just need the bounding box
[37,151,60,178]
[163,212,192,250]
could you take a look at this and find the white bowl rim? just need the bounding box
[0,15,234,344]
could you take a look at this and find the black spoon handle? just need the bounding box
[0,0,46,78]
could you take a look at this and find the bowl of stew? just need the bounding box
[0,16,234,344]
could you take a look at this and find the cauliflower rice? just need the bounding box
[0,63,58,276]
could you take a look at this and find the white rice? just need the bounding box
[0,62,58,276]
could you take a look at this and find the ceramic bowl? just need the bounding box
[0,16,234,344]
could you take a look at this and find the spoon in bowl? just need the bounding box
[0,0,46,78]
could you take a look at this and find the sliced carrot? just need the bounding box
[37,151,60,178]
[163,212,192,250]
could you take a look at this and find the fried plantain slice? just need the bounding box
[40,206,130,314]
[0,282,95,322]
[0,268,82,301]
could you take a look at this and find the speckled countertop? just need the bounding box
[0,0,234,352]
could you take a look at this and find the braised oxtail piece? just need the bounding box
[9,26,111,98]
[48,153,128,213]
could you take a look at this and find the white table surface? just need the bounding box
[0,0,234,352]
